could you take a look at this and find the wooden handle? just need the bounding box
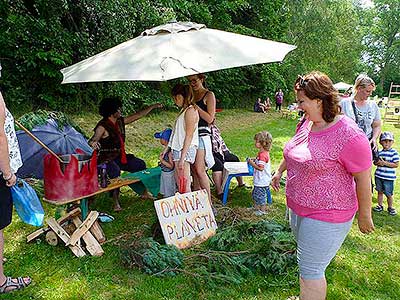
[14,119,64,163]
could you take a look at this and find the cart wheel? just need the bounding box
[45,231,59,246]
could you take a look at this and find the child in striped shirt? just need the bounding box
[373,131,399,215]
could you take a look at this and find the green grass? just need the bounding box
[3,109,400,300]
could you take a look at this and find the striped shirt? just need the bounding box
[375,148,400,181]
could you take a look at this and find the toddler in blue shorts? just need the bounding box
[373,131,399,216]
[247,131,272,216]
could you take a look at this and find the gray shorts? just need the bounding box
[290,210,353,280]
[172,147,197,164]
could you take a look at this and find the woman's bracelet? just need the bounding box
[2,173,13,181]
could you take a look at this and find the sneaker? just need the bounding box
[246,206,256,211]
[373,205,383,212]
[388,207,397,216]
[254,210,266,216]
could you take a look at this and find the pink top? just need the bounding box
[283,115,372,223]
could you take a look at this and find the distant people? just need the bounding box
[373,132,399,216]
[169,84,199,194]
[0,90,31,294]
[275,88,284,111]
[89,97,162,211]
[340,74,381,151]
[247,131,272,216]
[210,123,246,199]
[271,71,374,300]
[154,128,176,198]
[254,98,270,113]
[187,73,215,202]
[265,97,272,110]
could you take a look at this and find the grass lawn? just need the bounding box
[3,108,400,300]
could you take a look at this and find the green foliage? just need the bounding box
[16,109,85,134]
[0,0,397,112]
[121,238,184,276]
[122,219,296,285]
[362,0,400,95]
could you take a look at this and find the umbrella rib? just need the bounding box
[160,56,200,76]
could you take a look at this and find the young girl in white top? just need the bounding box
[169,84,199,193]
[247,131,272,215]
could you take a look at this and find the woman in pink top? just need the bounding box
[271,71,374,300]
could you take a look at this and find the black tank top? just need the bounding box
[196,91,209,128]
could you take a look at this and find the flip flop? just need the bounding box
[98,212,114,223]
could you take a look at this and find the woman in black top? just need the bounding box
[89,97,162,210]
[186,74,216,203]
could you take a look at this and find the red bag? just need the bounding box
[178,175,187,193]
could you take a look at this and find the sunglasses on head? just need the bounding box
[297,75,309,89]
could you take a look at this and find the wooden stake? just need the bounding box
[47,218,86,257]
[15,119,63,163]
[90,220,106,244]
[72,216,104,256]
[67,211,99,246]
[27,208,81,243]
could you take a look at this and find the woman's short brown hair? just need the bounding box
[295,71,340,123]
[171,84,194,108]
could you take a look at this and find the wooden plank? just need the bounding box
[43,178,140,206]
[90,220,106,244]
[67,211,99,246]
[72,216,104,256]
[27,208,81,243]
[47,218,86,257]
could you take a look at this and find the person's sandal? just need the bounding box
[0,276,31,294]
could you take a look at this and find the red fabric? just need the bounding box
[178,176,187,193]
[107,119,127,164]
[43,151,98,201]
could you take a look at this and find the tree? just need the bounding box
[363,0,400,95]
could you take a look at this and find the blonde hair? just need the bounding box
[353,74,375,94]
[254,131,272,151]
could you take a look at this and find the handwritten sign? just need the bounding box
[154,189,217,249]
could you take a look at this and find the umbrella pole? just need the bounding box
[14,119,64,163]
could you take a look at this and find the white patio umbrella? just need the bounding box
[333,82,352,91]
[60,21,296,83]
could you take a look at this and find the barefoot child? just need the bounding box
[373,131,399,215]
[247,131,272,215]
[154,128,176,197]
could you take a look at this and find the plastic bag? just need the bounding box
[11,179,44,226]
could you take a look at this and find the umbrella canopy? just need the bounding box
[334,82,352,91]
[61,21,296,83]
[16,118,93,179]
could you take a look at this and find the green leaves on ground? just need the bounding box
[121,219,296,285]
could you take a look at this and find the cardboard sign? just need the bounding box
[154,189,217,249]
